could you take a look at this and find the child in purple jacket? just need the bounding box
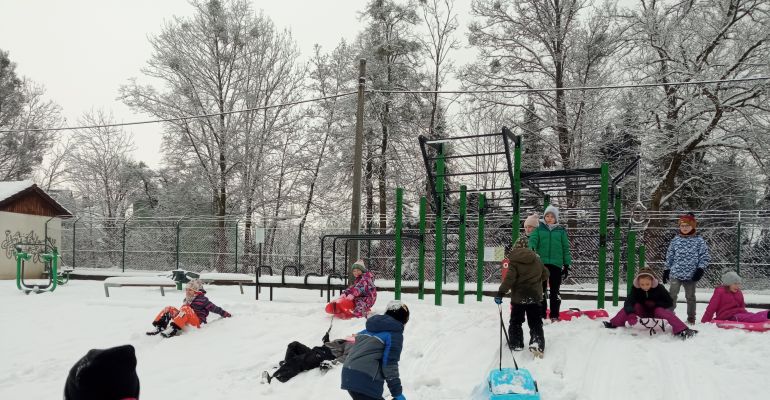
[702,271,770,323]
[146,279,231,337]
[603,268,698,339]
[340,260,377,318]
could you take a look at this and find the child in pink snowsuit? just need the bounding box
[604,268,697,339]
[702,271,770,323]
[341,259,377,318]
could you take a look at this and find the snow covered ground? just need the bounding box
[1,280,768,400]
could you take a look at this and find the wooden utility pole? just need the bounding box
[349,59,366,271]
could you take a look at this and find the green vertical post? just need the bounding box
[612,189,622,306]
[458,186,468,304]
[434,144,445,306]
[512,136,522,245]
[626,231,637,295]
[395,188,404,300]
[597,162,609,309]
[476,194,486,302]
[638,246,646,269]
[735,219,741,275]
[176,218,183,272]
[544,194,550,211]
[418,197,426,300]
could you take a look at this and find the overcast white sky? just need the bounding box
[1,0,634,169]
[0,0,393,168]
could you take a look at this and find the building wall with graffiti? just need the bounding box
[0,211,61,279]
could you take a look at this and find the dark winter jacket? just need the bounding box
[188,290,227,323]
[496,248,549,304]
[665,234,710,280]
[623,274,673,314]
[341,314,404,399]
[528,222,572,267]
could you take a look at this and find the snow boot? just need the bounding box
[319,360,335,372]
[261,371,272,384]
[687,316,696,325]
[677,328,698,340]
[529,336,544,358]
[146,326,163,336]
[508,325,524,351]
[161,322,181,338]
[602,321,617,329]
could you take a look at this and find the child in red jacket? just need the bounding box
[702,271,770,323]
[146,279,231,337]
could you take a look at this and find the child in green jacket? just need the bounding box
[528,205,572,322]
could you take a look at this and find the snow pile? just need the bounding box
[1,280,769,399]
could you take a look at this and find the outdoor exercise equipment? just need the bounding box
[15,244,59,294]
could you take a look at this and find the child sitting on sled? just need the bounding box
[702,271,770,323]
[603,268,698,339]
[146,279,231,337]
[336,259,377,318]
[494,236,549,355]
[262,334,356,384]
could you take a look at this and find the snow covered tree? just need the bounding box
[620,0,770,213]
[0,50,62,181]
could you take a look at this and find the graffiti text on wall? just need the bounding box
[2,230,57,263]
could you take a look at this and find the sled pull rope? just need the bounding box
[498,305,519,370]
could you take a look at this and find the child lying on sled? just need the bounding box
[702,271,770,324]
[146,279,231,337]
[603,268,697,339]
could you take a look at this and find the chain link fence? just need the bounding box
[56,210,770,289]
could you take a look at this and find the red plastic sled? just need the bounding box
[713,320,770,332]
[548,308,609,321]
[325,298,354,319]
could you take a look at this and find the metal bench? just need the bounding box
[255,266,346,302]
[103,276,177,298]
[198,272,255,294]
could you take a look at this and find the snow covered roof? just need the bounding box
[0,180,35,202]
[0,180,72,217]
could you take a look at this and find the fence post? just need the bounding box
[597,162,609,309]
[121,218,131,273]
[72,217,79,269]
[395,188,403,300]
[418,196,426,300]
[235,218,241,273]
[512,135,522,245]
[476,194,486,302]
[175,217,184,271]
[458,185,467,304]
[612,189,622,306]
[626,231,637,296]
[735,211,741,275]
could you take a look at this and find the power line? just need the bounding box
[368,76,770,94]
[0,91,358,134]
[1,76,768,134]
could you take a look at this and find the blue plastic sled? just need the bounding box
[486,367,541,400]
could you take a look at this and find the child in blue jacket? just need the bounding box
[663,213,710,324]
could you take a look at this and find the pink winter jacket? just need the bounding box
[702,286,747,323]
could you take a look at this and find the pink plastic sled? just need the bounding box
[547,308,609,321]
[713,320,770,332]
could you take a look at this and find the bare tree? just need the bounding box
[619,0,770,212]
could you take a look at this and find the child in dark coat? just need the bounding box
[604,268,697,339]
[146,279,231,337]
[702,271,770,323]
[494,236,549,355]
[262,335,356,384]
[341,300,409,400]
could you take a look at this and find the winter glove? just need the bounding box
[562,265,569,279]
[393,395,406,400]
[626,313,638,326]
[692,268,705,282]
[222,311,232,318]
[662,270,670,284]
[494,297,503,305]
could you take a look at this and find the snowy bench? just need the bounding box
[198,272,255,295]
[103,276,177,298]
[255,265,347,302]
